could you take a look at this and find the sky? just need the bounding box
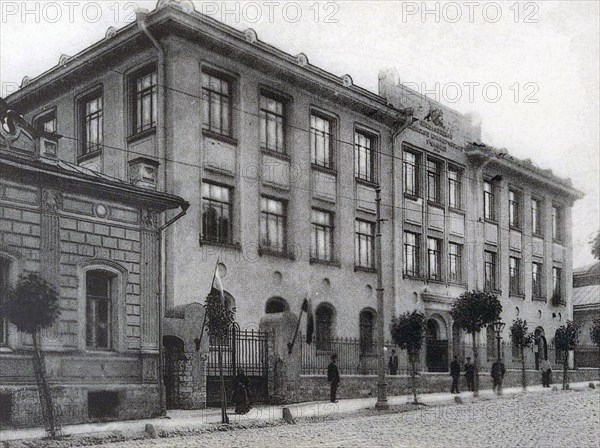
[0,0,598,267]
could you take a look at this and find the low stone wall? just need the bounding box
[291,369,600,403]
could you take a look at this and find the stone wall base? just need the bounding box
[287,369,600,403]
[0,384,160,429]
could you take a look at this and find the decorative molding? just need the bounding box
[41,190,63,213]
[20,76,31,88]
[295,53,309,67]
[342,74,353,87]
[105,27,117,39]
[141,209,159,230]
[58,54,72,66]
[244,28,258,44]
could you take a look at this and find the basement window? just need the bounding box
[0,393,12,428]
[88,391,119,419]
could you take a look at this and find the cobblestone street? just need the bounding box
[99,389,599,448]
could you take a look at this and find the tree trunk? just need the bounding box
[32,331,58,437]
[218,336,229,424]
[521,345,527,392]
[409,352,419,405]
[472,332,480,397]
[562,354,568,390]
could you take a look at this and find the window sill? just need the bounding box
[77,149,102,163]
[427,200,444,209]
[484,288,502,295]
[354,266,377,274]
[355,178,378,189]
[199,239,241,251]
[532,296,547,302]
[448,281,468,288]
[259,247,295,260]
[551,297,566,307]
[404,193,421,202]
[261,149,290,161]
[202,129,238,146]
[448,207,464,215]
[509,225,522,232]
[309,258,341,268]
[403,274,424,281]
[553,239,563,245]
[311,163,337,176]
[127,128,156,144]
[532,233,545,239]
[510,293,526,299]
[484,218,498,225]
[0,346,14,353]
[426,278,445,285]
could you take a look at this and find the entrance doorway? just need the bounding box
[426,318,448,372]
[163,335,185,410]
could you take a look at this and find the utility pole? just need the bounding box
[375,187,388,410]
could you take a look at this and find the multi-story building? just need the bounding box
[4,0,582,387]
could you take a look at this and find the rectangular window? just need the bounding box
[403,231,420,277]
[202,71,231,136]
[484,251,497,291]
[448,243,462,283]
[310,113,334,169]
[80,93,103,156]
[86,271,112,350]
[552,205,562,241]
[448,167,462,209]
[403,151,419,196]
[427,160,441,203]
[311,209,334,262]
[37,112,57,134]
[260,197,286,253]
[355,220,374,269]
[260,94,285,153]
[509,189,521,228]
[0,258,10,345]
[532,262,543,299]
[427,237,442,280]
[483,180,495,220]
[132,67,157,134]
[552,267,562,300]
[354,131,375,182]
[201,182,232,244]
[509,257,521,295]
[531,198,542,235]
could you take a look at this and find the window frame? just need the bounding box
[483,179,496,221]
[552,204,563,242]
[310,208,334,262]
[426,158,442,204]
[531,197,543,236]
[77,89,104,159]
[34,109,57,135]
[509,256,522,296]
[315,304,335,352]
[484,250,497,291]
[354,128,376,183]
[403,231,420,277]
[129,64,158,136]
[0,255,14,347]
[447,166,462,210]
[508,188,521,229]
[201,181,233,245]
[403,149,420,197]
[259,196,287,255]
[310,111,336,170]
[259,91,286,154]
[202,69,233,137]
[427,237,442,280]
[552,266,563,301]
[448,242,463,284]
[359,309,376,355]
[354,219,375,270]
[532,261,544,299]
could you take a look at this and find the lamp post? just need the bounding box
[375,187,388,410]
[490,319,505,395]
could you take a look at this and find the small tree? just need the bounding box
[554,320,580,390]
[3,273,60,436]
[589,317,600,379]
[590,230,600,260]
[204,291,235,423]
[390,311,426,404]
[509,319,534,391]
[450,290,502,396]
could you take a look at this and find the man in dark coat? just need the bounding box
[388,349,399,375]
[464,357,475,392]
[327,354,340,403]
[450,356,461,394]
[491,359,506,395]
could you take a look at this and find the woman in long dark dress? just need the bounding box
[232,368,252,414]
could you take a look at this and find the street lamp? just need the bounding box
[490,320,505,361]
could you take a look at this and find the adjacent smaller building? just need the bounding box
[573,262,600,368]
[0,108,187,428]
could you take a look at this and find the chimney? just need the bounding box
[128,157,160,190]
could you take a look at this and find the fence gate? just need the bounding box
[206,324,269,407]
[163,336,187,410]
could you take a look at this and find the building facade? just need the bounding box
[5,0,582,388]
[573,262,600,367]
[0,106,187,427]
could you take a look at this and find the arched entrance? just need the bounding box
[426,317,448,372]
[163,335,185,410]
[265,297,289,314]
[534,327,548,370]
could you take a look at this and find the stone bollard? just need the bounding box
[589,382,596,389]
[145,423,158,438]
[282,407,296,424]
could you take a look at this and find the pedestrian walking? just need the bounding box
[327,354,340,403]
[491,359,506,395]
[388,349,399,375]
[231,368,252,414]
[464,357,475,392]
[541,358,553,387]
[450,356,461,394]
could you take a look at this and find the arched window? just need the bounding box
[359,309,375,355]
[0,255,13,345]
[426,319,439,342]
[265,297,289,314]
[315,304,334,351]
[86,270,116,350]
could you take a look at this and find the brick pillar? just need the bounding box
[140,209,160,352]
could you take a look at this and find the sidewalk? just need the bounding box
[1,380,597,442]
